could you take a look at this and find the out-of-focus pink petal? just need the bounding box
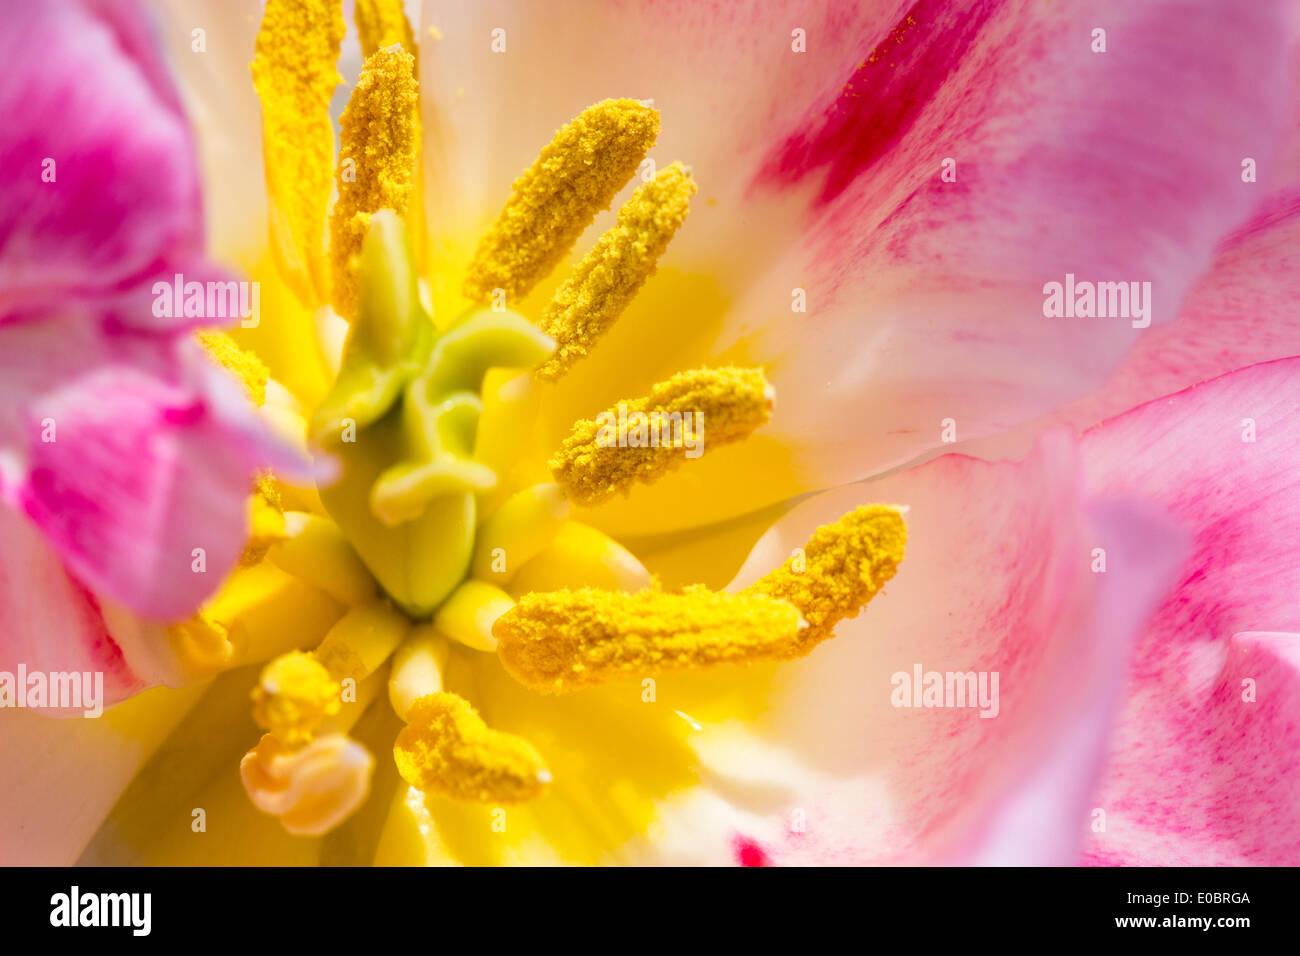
[0,0,313,626]
[0,314,308,622]
[0,0,212,332]
[681,432,1181,864]
[0,505,148,708]
[962,52,1300,461]
[421,1,1294,536]
[1080,358,1300,864]
[950,501,1187,865]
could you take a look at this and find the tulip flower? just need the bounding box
[1,0,1296,867]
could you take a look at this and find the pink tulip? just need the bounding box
[0,0,1296,867]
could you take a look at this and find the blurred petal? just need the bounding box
[0,681,204,865]
[0,0,315,624]
[142,0,267,265]
[964,54,1300,460]
[0,505,149,708]
[1081,357,1300,864]
[950,501,1186,865]
[0,0,216,332]
[0,316,307,621]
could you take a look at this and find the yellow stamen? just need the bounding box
[252,651,341,746]
[462,99,660,305]
[509,521,652,595]
[330,45,420,321]
[471,483,570,582]
[393,693,550,803]
[493,585,803,694]
[268,511,378,606]
[388,625,448,720]
[165,613,240,682]
[433,580,514,652]
[746,505,907,656]
[197,331,268,405]
[241,732,374,836]
[251,0,344,305]
[354,0,416,62]
[536,162,696,380]
[549,366,774,507]
[204,563,346,668]
[313,600,410,682]
[321,667,387,736]
[473,370,541,520]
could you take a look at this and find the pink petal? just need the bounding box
[0,0,214,332]
[949,500,1187,865]
[749,0,1294,504]
[965,51,1300,458]
[1080,357,1300,864]
[0,0,313,627]
[700,432,1184,864]
[0,315,307,622]
[0,505,148,709]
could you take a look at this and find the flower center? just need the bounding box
[187,0,911,841]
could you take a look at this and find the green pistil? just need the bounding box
[311,211,556,617]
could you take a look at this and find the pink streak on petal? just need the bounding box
[756,0,994,205]
[732,835,774,867]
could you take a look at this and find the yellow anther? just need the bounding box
[536,162,696,380]
[493,585,803,694]
[746,505,907,656]
[252,650,341,746]
[313,600,410,682]
[393,692,550,803]
[549,366,774,507]
[268,511,378,606]
[471,483,570,582]
[354,0,416,61]
[330,45,420,320]
[388,625,448,720]
[433,580,514,652]
[251,0,344,305]
[241,732,375,836]
[197,331,268,405]
[165,613,240,682]
[509,521,652,595]
[462,99,660,305]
